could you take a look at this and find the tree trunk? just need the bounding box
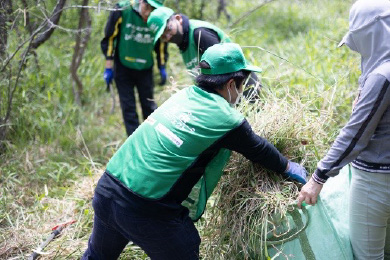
[70,0,91,106]
[0,0,12,57]
[0,0,12,152]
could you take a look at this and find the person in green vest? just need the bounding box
[82,43,307,260]
[101,0,169,136]
[147,7,260,101]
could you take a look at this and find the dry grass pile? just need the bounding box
[0,173,98,259]
[0,171,90,260]
[0,170,151,260]
[202,93,331,259]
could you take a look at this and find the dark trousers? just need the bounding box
[114,61,157,136]
[82,192,201,260]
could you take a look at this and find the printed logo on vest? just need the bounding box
[162,105,198,132]
[156,123,183,147]
[186,57,199,70]
[124,33,153,44]
[123,24,154,44]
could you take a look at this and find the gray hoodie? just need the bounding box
[313,0,390,184]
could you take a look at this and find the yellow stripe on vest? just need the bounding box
[160,42,165,66]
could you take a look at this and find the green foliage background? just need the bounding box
[0,0,360,259]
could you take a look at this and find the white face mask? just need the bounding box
[227,83,243,107]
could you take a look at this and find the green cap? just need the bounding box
[200,43,262,75]
[146,0,165,9]
[147,7,174,45]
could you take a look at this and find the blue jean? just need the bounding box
[82,192,201,260]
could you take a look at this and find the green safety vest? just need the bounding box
[118,0,155,70]
[106,85,244,220]
[181,20,231,73]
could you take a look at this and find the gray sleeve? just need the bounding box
[313,74,390,184]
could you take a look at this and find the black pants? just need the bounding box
[114,61,157,136]
[82,192,201,260]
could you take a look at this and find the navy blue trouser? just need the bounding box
[114,61,157,136]
[82,192,201,260]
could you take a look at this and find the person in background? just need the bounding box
[147,7,260,101]
[82,43,307,260]
[101,0,169,136]
[297,0,390,259]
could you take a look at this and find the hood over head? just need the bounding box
[339,0,390,84]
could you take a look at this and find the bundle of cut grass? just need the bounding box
[201,91,332,259]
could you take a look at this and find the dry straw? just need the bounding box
[1,171,98,259]
[1,170,150,259]
[201,90,330,259]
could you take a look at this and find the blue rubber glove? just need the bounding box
[159,66,167,86]
[284,161,308,184]
[103,68,113,85]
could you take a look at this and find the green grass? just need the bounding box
[0,0,360,259]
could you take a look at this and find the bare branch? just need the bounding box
[63,5,128,12]
[1,35,34,142]
[1,4,112,72]
[30,0,67,49]
[229,0,275,28]
[0,2,115,146]
[1,18,46,72]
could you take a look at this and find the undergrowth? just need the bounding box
[1,0,359,259]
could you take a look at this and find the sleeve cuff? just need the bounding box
[312,169,329,185]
